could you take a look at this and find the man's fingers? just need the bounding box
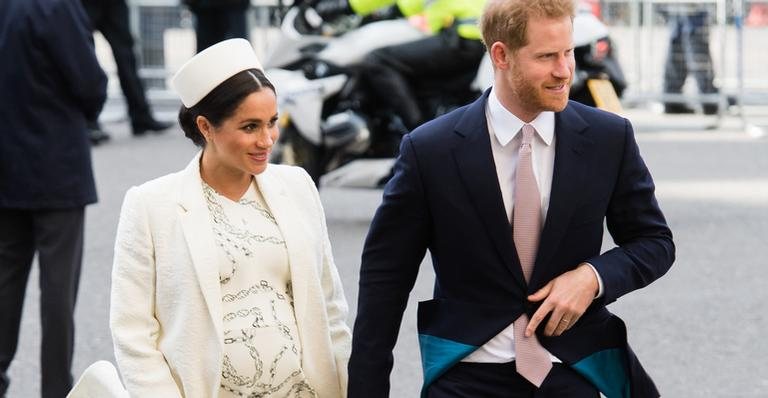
[544,309,568,336]
[525,282,556,336]
[552,314,573,336]
[525,302,552,337]
[528,282,552,302]
[523,270,594,337]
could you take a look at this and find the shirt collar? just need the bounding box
[487,86,555,147]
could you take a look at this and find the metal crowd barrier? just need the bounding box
[96,0,767,133]
[600,0,767,132]
[94,0,281,107]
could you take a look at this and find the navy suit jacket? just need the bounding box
[0,0,106,209]
[348,90,675,398]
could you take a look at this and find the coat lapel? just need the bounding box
[176,152,224,341]
[531,104,592,288]
[452,91,526,289]
[254,167,313,340]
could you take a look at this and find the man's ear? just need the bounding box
[490,41,511,70]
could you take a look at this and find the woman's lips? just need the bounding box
[248,152,268,162]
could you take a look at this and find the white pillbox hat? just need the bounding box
[171,38,263,108]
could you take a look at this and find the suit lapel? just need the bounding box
[452,91,526,289]
[254,167,313,336]
[177,152,224,341]
[531,104,591,287]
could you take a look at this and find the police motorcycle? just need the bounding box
[568,4,627,108]
[266,1,626,187]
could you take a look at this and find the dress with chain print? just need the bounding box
[202,179,317,398]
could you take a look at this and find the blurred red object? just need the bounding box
[747,3,768,27]
[579,0,602,20]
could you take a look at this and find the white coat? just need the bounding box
[110,153,351,397]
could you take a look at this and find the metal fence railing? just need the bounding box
[738,0,768,134]
[600,1,727,110]
[96,0,768,133]
[600,0,767,132]
[94,0,281,105]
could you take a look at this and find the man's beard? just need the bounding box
[511,71,571,114]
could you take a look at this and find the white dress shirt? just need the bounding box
[462,88,602,363]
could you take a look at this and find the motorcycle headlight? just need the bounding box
[303,60,333,79]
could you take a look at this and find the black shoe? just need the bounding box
[131,119,172,136]
[664,103,695,114]
[89,127,111,145]
[702,103,719,115]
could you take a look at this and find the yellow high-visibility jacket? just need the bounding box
[348,0,485,39]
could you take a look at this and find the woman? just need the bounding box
[110,39,351,398]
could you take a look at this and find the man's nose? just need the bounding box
[553,55,573,79]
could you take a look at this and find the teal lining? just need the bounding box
[571,348,631,398]
[418,334,478,398]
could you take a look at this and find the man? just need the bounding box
[313,0,487,132]
[0,0,107,396]
[662,4,719,115]
[81,0,172,138]
[348,0,675,397]
[182,0,250,52]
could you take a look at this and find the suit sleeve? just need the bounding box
[588,119,675,305]
[39,0,107,121]
[301,169,353,396]
[110,187,184,397]
[348,134,431,397]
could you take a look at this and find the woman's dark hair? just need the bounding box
[178,68,276,147]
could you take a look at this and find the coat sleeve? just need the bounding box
[348,134,431,398]
[110,187,183,397]
[301,169,353,396]
[588,119,675,305]
[37,0,107,121]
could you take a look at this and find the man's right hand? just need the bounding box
[525,263,599,337]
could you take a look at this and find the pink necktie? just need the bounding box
[512,124,552,387]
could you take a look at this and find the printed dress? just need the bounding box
[203,180,317,398]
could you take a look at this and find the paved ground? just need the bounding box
[5,105,768,397]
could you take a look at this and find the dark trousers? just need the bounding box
[191,4,249,53]
[427,362,600,398]
[81,0,153,125]
[663,11,717,96]
[363,29,485,130]
[0,208,85,398]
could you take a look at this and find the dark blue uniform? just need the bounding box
[0,0,106,395]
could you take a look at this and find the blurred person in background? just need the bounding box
[81,0,172,142]
[311,0,487,132]
[109,39,350,397]
[0,0,107,396]
[183,0,250,52]
[662,4,719,115]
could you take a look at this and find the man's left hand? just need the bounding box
[525,263,599,337]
